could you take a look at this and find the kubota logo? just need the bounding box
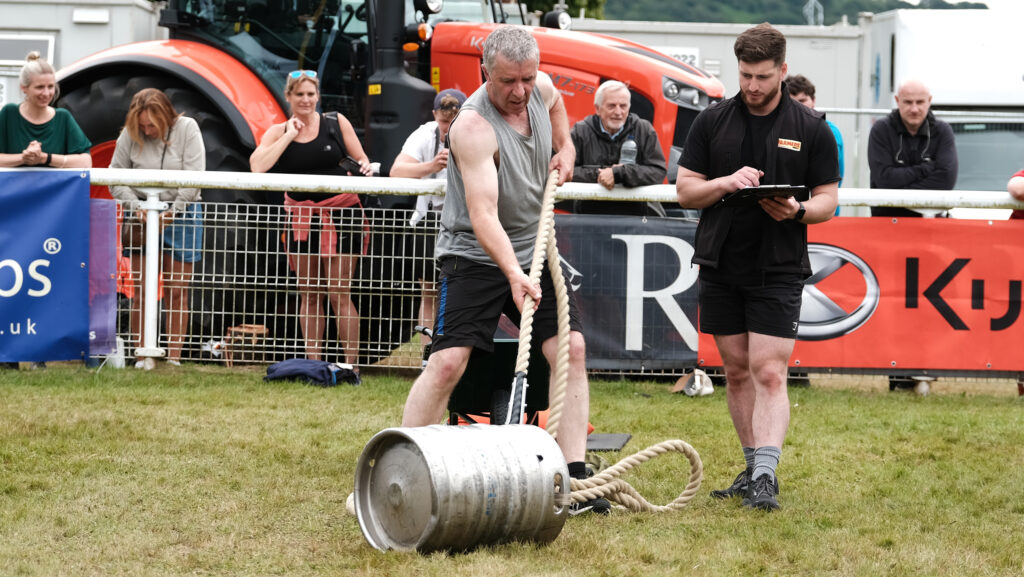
[798,244,879,341]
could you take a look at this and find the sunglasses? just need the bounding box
[288,70,318,79]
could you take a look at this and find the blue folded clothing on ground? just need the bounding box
[264,358,360,387]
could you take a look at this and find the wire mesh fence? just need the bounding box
[114,201,434,370]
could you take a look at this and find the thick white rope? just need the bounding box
[518,170,704,512]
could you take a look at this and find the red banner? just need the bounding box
[697,218,1024,372]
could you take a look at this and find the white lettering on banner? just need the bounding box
[0,259,52,297]
[610,234,699,351]
[28,260,51,297]
[5,318,37,335]
[0,259,23,297]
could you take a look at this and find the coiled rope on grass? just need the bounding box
[514,169,703,512]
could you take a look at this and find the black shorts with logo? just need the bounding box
[698,275,804,339]
[431,255,584,354]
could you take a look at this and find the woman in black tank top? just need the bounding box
[249,71,372,370]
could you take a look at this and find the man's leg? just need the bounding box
[541,331,588,463]
[402,345,472,427]
[707,333,757,499]
[748,333,794,449]
[742,332,795,511]
[715,333,755,448]
[542,330,609,515]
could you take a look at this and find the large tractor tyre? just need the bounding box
[58,71,290,358]
[57,70,257,201]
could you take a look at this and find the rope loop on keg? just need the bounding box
[517,170,704,513]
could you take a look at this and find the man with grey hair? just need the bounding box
[401,26,610,516]
[570,80,667,215]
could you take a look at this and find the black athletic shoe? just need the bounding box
[569,496,611,516]
[710,468,750,499]
[742,474,780,511]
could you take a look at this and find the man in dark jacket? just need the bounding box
[869,79,958,217]
[570,80,666,216]
[675,23,839,512]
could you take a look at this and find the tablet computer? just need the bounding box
[722,185,808,206]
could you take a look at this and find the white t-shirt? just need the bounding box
[401,120,446,226]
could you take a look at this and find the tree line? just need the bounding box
[527,0,989,26]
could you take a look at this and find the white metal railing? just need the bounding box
[820,108,1024,120]
[89,168,1024,210]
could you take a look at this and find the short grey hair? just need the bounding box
[20,51,56,86]
[482,26,539,72]
[594,80,629,107]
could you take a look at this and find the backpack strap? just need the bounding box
[323,111,346,156]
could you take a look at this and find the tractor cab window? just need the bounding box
[410,0,526,25]
[170,0,370,127]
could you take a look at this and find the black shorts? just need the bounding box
[698,276,803,339]
[431,255,584,354]
[408,213,439,282]
[285,206,364,255]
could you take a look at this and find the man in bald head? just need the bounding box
[868,79,958,217]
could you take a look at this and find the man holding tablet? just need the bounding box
[675,23,839,511]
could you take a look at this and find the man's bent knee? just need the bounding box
[422,347,470,389]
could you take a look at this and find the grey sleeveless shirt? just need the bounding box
[435,83,552,268]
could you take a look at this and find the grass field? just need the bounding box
[2,364,1023,576]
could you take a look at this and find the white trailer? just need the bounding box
[859,9,1024,192]
[576,10,1024,193]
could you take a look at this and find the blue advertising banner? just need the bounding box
[556,214,699,370]
[0,170,91,362]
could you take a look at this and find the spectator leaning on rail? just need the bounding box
[0,51,92,171]
[785,74,843,190]
[250,69,372,375]
[0,51,92,370]
[569,79,667,216]
[675,23,839,512]
[390,88,467,354]
[868,79,958,217]
[400,25,611,516]
[109,88,206,368]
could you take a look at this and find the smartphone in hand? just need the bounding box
[339,155,364,176]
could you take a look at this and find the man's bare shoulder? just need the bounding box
[535,71,557,109]
[450,110,497,156]
[451,109,489,134]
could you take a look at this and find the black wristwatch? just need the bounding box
[794,202,806,222]
[46,152,52,167]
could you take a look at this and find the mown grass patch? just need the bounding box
[1,364,1022,576]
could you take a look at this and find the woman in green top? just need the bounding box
[0,51,92,168]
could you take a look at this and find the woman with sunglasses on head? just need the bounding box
[109,88,206,368]
[0,51,91,169]
[250,69,371,372]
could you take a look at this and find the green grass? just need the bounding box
[2,365,1023,576]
